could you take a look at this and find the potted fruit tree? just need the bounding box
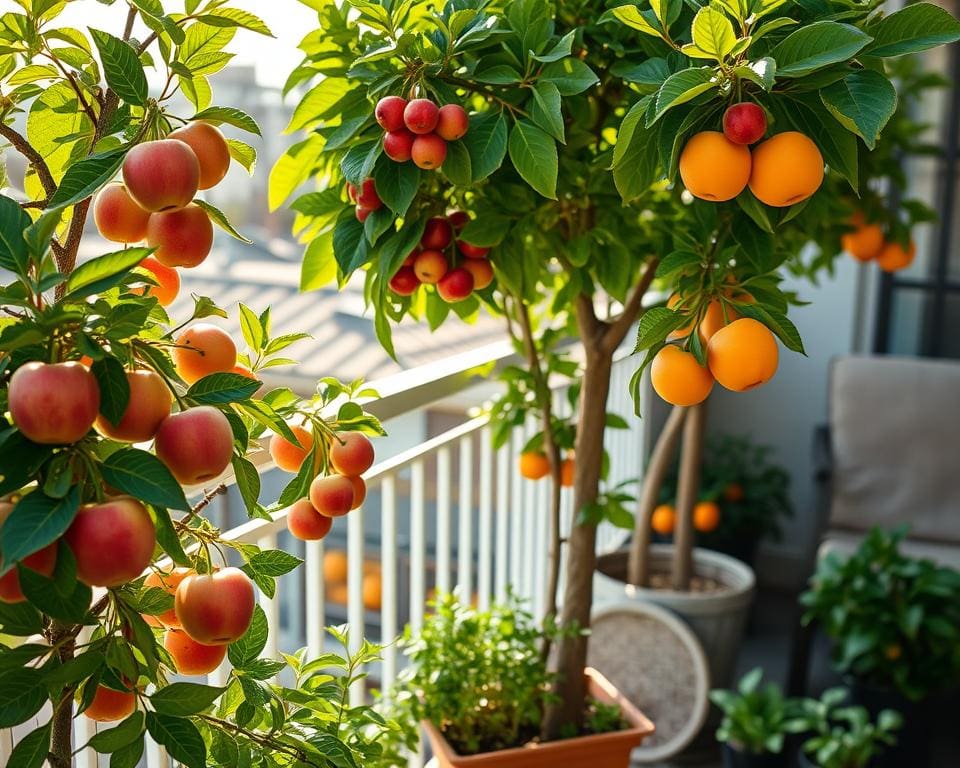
[800,527,960,767]
[0,3,406,766]
[277,0,960,760]
[709,668,805,768]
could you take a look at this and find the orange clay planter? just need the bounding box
[423,668,655,768]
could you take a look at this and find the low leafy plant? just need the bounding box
[795,688,901,768]
[710,667,804,755]
[800,526,960,701]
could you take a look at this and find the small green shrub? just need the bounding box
[710,668,804,754]
[795,688,901,768]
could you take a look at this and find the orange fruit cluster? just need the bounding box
[518,451,575,487]
[842,212,916,273]
[680,131,824,207]
[650,501,722,535]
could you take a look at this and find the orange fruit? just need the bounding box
[749,132,824,207]
[679,131,752,202]
[699,300,738,343]
[876,241,915,272]
[327,583,348,605]
[560,456,575,487]
[667,293,695,340]
[519,451,550,480]
[323,550,348,584]
[842,218,885,262]
[693,501,721,533]
[650,345,714,407]
[707,318,779,393]
[884,644,902,661]
[723,483,745,503]
[651,504,676,535]
[362,572,382,611]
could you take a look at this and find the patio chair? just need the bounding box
[787,354,960,695]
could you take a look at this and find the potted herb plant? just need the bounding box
[710,668,804,768]
[800,527,960,766]
[794,688,901,768]
[390,594,653,767]
[279,0,960,759]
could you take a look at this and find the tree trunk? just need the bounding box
[671,402,706,590]
[627,405,687,587]
[542,345,613,738]
[47,622,77,767]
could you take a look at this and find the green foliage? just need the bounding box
[658,433,792,550]
[795,688,901,768]
[800,527,960,702]
[710,668,805,755]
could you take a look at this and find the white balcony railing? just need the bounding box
[0,338,651,767]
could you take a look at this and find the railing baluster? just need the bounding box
[457,435,473,597]
[306,538,325,657]
[477,426,493,610]
[381,474,398,695]
[409,461,426,632]
[258,532,281,661]
[495,443,509,602]
[348,498,366,704]
[0,728,11,766]
[436,447,452,595]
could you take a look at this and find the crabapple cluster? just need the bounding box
[376,95,469,170]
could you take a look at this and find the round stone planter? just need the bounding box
[594,545,756,688]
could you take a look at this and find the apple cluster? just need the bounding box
[389,212,494,303]
[92,122,235,307]
[376,95,469,170]
[268,426,376,542]
[348,178,383,223]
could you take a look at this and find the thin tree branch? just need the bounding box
[0,123,57,200]
[602,257,659,354]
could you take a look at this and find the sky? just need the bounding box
[3,0,318,88]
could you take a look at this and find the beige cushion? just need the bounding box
[829,355,960,545]
[820,530,960,571]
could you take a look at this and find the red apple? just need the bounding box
[0,501,57,604]
[383,129,415,162]
[722,102,767,145]
[403,98,440,134]
[309,475,355,518]
[143,567,193,628]
[154,406,234,485]
[175,567,255,645]
[448,210,470,231]
[375,95,407,132]
[329,432,375,476]
[462,258,494,290]
[65,498,156,587]
[357,179,382,210]
[437,267,475,302]
[164,629,227,675]
[95,369,173,443]
[168,122,231,190]
[411,133,447,170]
[122,139,200,212]
[389,266,420,296]
[287,498,334,541]
[421,216,453,250]
[146,204,214,268]
[436,104,469,141]
[356,205,372,223]
[413,249,448,284]
[8,362,100,444]
[458,240,490,259]
[93,184,150,244]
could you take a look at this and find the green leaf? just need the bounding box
[245,549,302,577]
[634,307,687,352]
[101,449,190,511]
[688,6,737,61]
[0,602,43,636]
[226,139,257,174]
[193,199,252,243]
[48,146,129,209]
[19,567,91,623]
[610,5,661,37]
[737,303,805,354]
[92,355,130,428]
[540,58,599,95]
[0,667,46,727]
[331,210,370,276]
[0,195,31,274]
[441,140,472,186]
[508,121,558,199]
[87,712,143,753]
[867,3,960,57]
[91,30,148,106]
[820,70,897,150]
[300,230,336,291]
[650,68,718,124]
[771,22,872,78]
[530,81,565,142]
[373,158,420,216]
[145,713,206,768]
[0,488,79,576]
[110,737,144,768]
[6,721,49,768]
[151,683,226,717]
[232,456,263,516]
[187,372,260,404]
[228,605,268,668]
[460,111,507,181]
[153,506,190,566]
[198,8,273,37]
[65,246,150,299]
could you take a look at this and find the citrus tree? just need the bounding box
[0,2,407,767]
[278,0,959,742]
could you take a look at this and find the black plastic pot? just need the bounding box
[847,678,929,768]
[722,743,788,768]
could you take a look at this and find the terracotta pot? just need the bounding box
[423,667,655,768]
